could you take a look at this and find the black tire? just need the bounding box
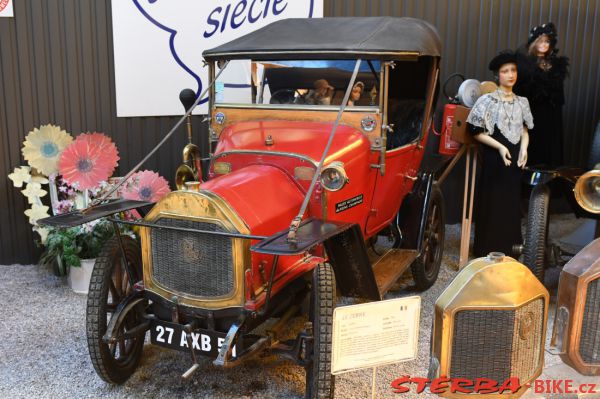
[411,185,445,290]
[86,236,145,384]
[523,184,550,282]
[305,263,336,399]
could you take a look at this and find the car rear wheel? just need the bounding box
[305,263,336,399]
[411,185,445,290]
[86,236,145,384]
[523,184,550,282]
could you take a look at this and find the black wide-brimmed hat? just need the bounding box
[488,50,519,72]
[527,22,558,48]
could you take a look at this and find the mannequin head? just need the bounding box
[529,34,551,57]
[527,22,558,56]
[497,63,517,91]
[349,81,365,105]
[313,79,334,105]
[489,51,519,92]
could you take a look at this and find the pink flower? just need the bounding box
[56,200,74,214]
[58,132,119,190]
[122,170,170,202]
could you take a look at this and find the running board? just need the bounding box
[372,249,418,296]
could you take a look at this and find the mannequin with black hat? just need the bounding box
[514,22,569,167]
[466,50,534,258]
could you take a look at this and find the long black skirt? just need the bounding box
[528,102,564,167]
[473,127,523,257]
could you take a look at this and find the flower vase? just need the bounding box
[68,258,95,294]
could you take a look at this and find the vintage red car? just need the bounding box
[43,16,447,399]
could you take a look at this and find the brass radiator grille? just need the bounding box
[150,218,234,297]
[580,278,600,364]
[450,299,544,383]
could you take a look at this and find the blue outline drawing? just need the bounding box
[132,0,316,101]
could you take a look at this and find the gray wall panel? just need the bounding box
[0,0,598,263]
[326,0,600,166]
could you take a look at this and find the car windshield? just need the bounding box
[214,60,381,108]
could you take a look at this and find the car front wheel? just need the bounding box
[86,236,145,384]
[305,263,336,399]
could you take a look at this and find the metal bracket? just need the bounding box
[103,291,148,344]
[213,314,245,367]
[286,216,302,243]
[181,320,200,379]
[379,135,387,176]
[271,326,313,367]
[258,256,279,317]
[547,306,569,355]
[113,221,135,288]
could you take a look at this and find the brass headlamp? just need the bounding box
[574,167,600,214]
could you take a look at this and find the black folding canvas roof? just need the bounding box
[203,17,441,61]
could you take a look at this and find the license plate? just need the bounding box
[150,320,236,358]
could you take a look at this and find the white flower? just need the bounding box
[31,174,49,184]
[8,166,32,188]
[24,204,50,224]
[22,182,48,204]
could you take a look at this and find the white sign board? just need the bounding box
[0,0,14,17]
[331,296,421,375]
[111,0,322,117]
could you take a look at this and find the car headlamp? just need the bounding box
[320,162,348,191]
[574,169,600,214]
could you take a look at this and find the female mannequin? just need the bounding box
[514,22,569,167]
[467,51,534,257]
[347,81,364,106]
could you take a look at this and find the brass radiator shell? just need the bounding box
[141,190,250,310]
[431,255,549,399]
[552,238,600,376]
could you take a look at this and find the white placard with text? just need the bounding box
[111,0,322,117]
[0,0,14,17]
[331,296,421,375]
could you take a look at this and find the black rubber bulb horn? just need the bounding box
[179,88,197,112]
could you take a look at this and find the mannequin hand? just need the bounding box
[498,146,512,166]
[517,148,528,168]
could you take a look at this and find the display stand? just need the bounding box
[371,367,377,399]
[459,145,477,267]
[436,143,478,270]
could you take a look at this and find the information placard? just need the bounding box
[331,296,421,375]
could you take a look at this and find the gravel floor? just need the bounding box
[0,214,590,399]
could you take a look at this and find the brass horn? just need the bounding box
[574,166,600,214]
[175,88,202,190]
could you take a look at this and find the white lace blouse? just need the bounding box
[466,91,534,144]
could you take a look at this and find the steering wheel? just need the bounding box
[269,89,297,104]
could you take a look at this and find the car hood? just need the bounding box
[213,120,371,165]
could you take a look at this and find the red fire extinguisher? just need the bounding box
[434,74,468,156]
[438,104,462,155]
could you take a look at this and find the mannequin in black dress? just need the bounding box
[514,22,569,167]
[467,51,534,257]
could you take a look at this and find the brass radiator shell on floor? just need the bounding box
[430,254,549,399]
[552,238,600,376]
